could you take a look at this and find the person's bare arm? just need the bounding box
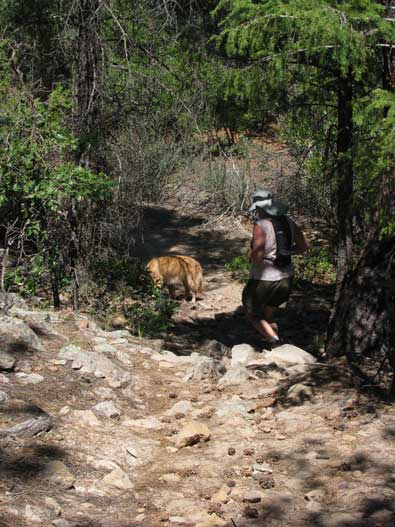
[251,223,267,262]
[294,224,309,254]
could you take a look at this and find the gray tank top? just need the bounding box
[250,218,295,281]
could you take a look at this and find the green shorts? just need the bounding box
[242,277,293,317]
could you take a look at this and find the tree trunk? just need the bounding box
[326,236,395,394]
[334,68,354,295]
[72,0,102,166]
[325,70,354,354]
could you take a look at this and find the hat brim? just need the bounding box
[248,199,272,212]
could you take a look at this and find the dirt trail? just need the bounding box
[0,199,394,527]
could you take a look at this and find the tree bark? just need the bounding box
[334,69,354,295]
[326,236,395,394]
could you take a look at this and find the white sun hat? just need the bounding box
[248,188,274,212]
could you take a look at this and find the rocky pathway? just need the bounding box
[0,295,394,527]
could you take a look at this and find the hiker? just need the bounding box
[242,190,308,344]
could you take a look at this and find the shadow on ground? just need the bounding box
[165,283,334,357]
[132,206,249,269]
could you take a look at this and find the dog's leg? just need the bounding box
[168,285,177,299]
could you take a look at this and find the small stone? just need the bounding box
[0,390,8,402]
[93,400,121,418]
[259,476,275,489]
[227,480,236,487]
[174,422,211,449]
[45,496,62,515]
[59,406,70,416]
[244,447,255,456]
[165,400,193,417]
[102,465,134,491]
[72,409,100,427]
[243,506,259,518]
[228,447,236,456]
[15,372,44,384]
[243,491,262,504]
[169,392,178,399]
[53,520,71,527]
[94,343,117,354]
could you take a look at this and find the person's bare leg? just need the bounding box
[248,315,277,340]
[263,306,279,337]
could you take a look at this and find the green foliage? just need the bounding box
[87,257,177,338]
[123,288,177,338]
[225,253,250,282]
[293,247,336,285]
[4,255,49,297]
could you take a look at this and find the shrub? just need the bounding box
[293,247,336,285]
[86,257,177,337]
[225,254,250,282]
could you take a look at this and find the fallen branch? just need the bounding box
[0,404,52,438]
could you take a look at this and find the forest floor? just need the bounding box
[0,175,394,527]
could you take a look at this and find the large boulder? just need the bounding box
[0,319,43,362]
[58,344,132,387]
[260,344,316,368]
[231,344,257,367]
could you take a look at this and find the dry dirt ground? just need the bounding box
[0,194,394,527]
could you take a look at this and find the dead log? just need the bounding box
[0,403,52,438]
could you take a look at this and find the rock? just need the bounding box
[41,461,76,489]
[0,293,28,310]
[94,343,117,354]
[102,465,134,491]
[0,373,10,383]
[231,344,256,367]
[91,458,119,471]
[0,350,16,370]
[93,400,121,418]
[0,319,43,355]
[53,520,70,527]
[15,372,44,384]
[217,365,249,387]
[215,396,255,418]
[260,344,316,367]
[286,383,314,404]
[165,400,193,416]
[0,390,8,402]
[14,359,32,372]
[243,506,259,518]
[99,330,132,339]
[194,515,226,527]
[183,354,218,382]
[44,496,62,516]
[174,422,211,449]
[201,339,229,358]
[10,309,64,340]
[94,386,116,400]
[243,491,263,503]
[72,410,100,427]
[23,504,43,522]
[58,344,132,387]
[228,447,236,456]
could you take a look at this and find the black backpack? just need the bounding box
[269,216,295,267]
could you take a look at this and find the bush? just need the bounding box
[225,254,250,282]
[293,247,336,285]
[86,257,177,337]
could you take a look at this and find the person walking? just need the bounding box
[242,190,309,344]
